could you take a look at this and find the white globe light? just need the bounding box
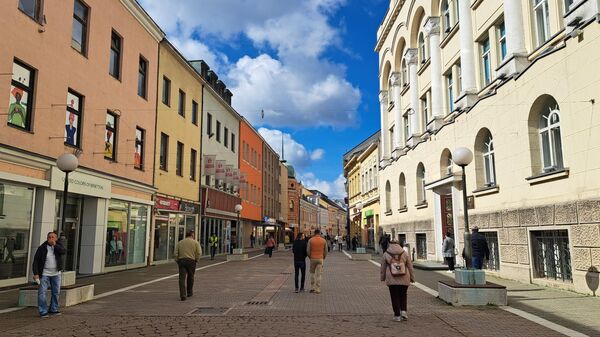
[56,153,79,172]
[235,204,243,212]
[452,147,473,166]
[356,202,363,211]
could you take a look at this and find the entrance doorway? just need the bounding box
[55,195,82,272]
[441,195,454,240]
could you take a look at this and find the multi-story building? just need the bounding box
[262,142,281,241]
[0,0,163,286]
[152,40,202,263]
[287,165,301,237]
[343,131,381,249]
[239,118,263,248]
[376,0,600,293]
[191,60,241,255]
[300,188,318,234]
[279,162,290,243]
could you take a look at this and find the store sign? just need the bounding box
[50,167,111,199]
[155,196,180,211]
[180,201,199,214]
[203,155,216,176]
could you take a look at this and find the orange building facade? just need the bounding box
[238,118,263,247]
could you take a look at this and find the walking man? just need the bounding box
[307,229,327,294]
[292,233,307,293]
[174,230,202,301]
[32,232,66,317]
[442,231,456,273]
[209,232,218,260]
[471,226,489,269]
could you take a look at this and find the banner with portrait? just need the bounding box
[203,155,216,176]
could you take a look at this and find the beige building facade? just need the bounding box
[376,0,600,294]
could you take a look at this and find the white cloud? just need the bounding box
[258,128,324,169]
[299,173,346,199]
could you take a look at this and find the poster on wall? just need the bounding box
[65,92,80,147]
[105,114,116,159]
[215,160,226,181]
[203,155,216,176]
[8,62,32,129]
[224,165,233,187]
[134,129,143,169]
[232,168,240,190]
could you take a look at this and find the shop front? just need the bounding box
[201,186,240,256]
[152,196,199,263]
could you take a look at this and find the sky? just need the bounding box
[139,0,389,199]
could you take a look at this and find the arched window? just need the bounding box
[385,180,392,212]
[483,134,496,186]
[416,163,426,203]
[373,165,378,189]
[418,32,427,64]
[539,108,563,171]
[440,149,453,177]
[289,199,294,210]
[401,59,408,86]
[399,173,407,209]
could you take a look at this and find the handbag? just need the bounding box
[388,251,406,276]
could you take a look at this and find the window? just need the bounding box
[206,112,212,136]
[416,163,426,203]
[224,127,229,147]
[420,93,429,133]
[532,230,572,282]
[399,173,407,209]
[483,134,496,186]
[105,112,117,160]
[178,90,185,117]
[137,56,148,98]
[497,21,507,61]
[385,181,391,212]
[446,73,454,114]
[442,0,451,34]
[191,100,198,125]
[231,133,236,153]
[109,31,122,79]
[564,0,575,11]
[403,112,410,139]
[539,108,563,171]
[162,76,171,106]
[190,149,197,181]
[71,0,88,54]
[159,133,168,171]
[418,33,427,64]
[481,37,492,87]
[457,63,462,93]
[18,0,41,21]
[134,127,144,170]
[65,90,83,148]
[533,0,551,47]
[441,149,453,177]
[374,165,378,188]
[176,142,183,176]
[7,60,35,131]
[401,59,408,86]
[389,126,395,152]
[216,121,221,142]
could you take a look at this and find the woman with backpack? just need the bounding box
[380,239,415,322]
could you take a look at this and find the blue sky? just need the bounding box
[140,0,389,199]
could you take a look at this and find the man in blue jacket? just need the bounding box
[32,232,66,318]
[471,227,490,269]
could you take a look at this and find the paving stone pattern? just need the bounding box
[0,251,565,336]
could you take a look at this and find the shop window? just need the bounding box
[482,231,500,271]
[0,183,34,280]
[138,56,148,99]
[134,127,144,170]
[105,111,117,161]
[8,60,35,131]
[71,0,88,54]
[416,233,427,259]
[106,201,147,267]
[109,30,122,79]
[128,204,148,264]
[176,141,184,177]
[65,90,83,148]
[532,230,572,282]
[162,76,171,106]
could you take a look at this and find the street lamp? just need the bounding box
[56,153,79,237]
[453,147,473,269]
[235,204,243,251]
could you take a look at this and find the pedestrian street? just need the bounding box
[0,249,565,337]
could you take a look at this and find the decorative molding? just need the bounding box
[404,48,419,65]
[390,72,402,87]
[379,90,389,104]
[424,16,441,36]
[473,185,500,197]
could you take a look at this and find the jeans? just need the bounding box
[472,256,484,269]
[294,260,306,290]
[444,257,455,271]
[309,258,324,292]
[177,259,196,298]
[38,274,61,315]
[210,246,217,260]
[266,247,274,257]
[388,285,408,316]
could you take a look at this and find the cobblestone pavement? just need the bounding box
[0,250,566,336]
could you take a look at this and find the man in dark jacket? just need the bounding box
[32,232,66,317]
[380,233,389,253]
[471,227,490,269]
[292,233,307,293]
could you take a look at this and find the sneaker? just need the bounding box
[315,290,321,294]
[49,311,61,316]
[401,311,408,320]
[393,316,402,322]
[40,314,49,318]
[299,288,305,292]
[446,270,454,273]
[180,297,186,301]
[309,289,315,293]
[295,289,299,293]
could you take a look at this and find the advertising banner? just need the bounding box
[215,160,226,180]
[203,154,216,176]
[225,165,234,186]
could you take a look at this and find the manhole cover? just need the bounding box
[187,307,229,316]
[244,301,271,306]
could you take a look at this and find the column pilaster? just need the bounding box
[379,90,390,167]
[455,0,478,110]
[405,48,421,148]
[497,0,529,78]
[390,72,405,159]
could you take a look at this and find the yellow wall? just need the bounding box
[155,42,203,202]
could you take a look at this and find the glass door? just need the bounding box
[153,217,169,261]
[55,195,82,272]
[441,194,454,240]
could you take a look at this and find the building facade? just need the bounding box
[376,0,600,294]
[152,41,202,263]
[279,162,290,244]
[286,165,301,237]
[239,118,263,248]
[262,143,281,242]
[0,0,163,286]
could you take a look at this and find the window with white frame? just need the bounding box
[399,173,407,209]
[370,168,374,190]
[497,21,507,62]
[456,62,462,93]
[385,180,391,212]
[446,153,453,176]
[442,0,451,34]
[446,73,454,114]
[420,93,428,132]
[401,59,408,86]
[418,33,427,64]
[564,0,575,12]
[373,165,378,189]
[389,125,395,151]
[539,108,564,172]
[403,112,410,139]
[483,134,497,186]
[481,37,492,87]
[416,163,426,203]
[533,0,551,47]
